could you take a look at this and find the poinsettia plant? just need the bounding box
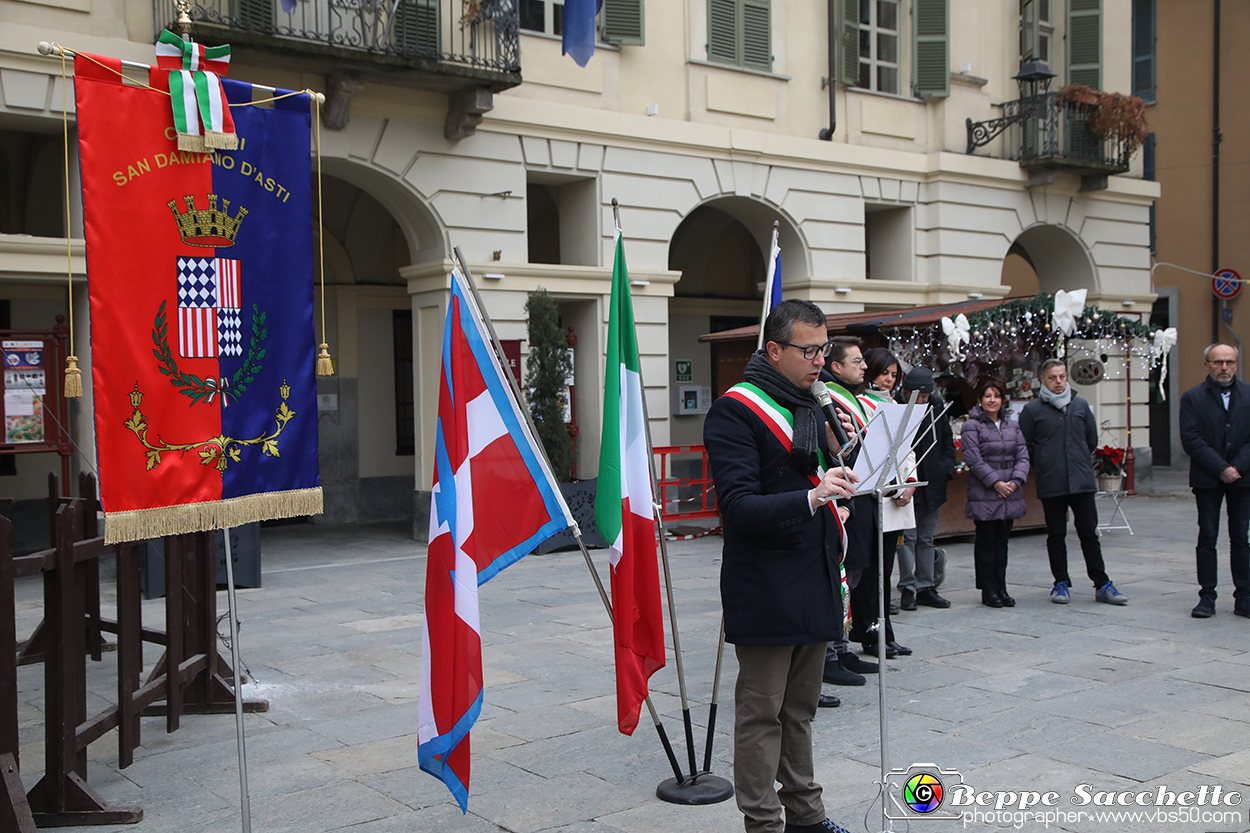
[1093,446,1126,476]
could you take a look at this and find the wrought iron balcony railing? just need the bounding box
[967,92,1132,176]
[155,0,520,75]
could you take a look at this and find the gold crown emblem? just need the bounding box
[167,194,248,248]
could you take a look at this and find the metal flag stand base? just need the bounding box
[656,774,735,805]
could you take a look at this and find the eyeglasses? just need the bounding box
[1209,359,1238,366]
[776,341,834,361]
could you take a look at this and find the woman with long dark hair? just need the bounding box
[961,380,1030,607]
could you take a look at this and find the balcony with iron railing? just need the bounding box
[966,60,1135,191]
[155,0,522,136]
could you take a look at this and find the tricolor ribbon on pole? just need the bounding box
[154,30,238,151]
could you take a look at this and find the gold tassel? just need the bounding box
[316,342,334,376]
[204,130,238,150]
[64,355,83,398]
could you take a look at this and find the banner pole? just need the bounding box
[452,247,688,785]
[220,530,252,833]
[612,200,732,805]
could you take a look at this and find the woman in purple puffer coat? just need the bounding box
[962,380,1031,608]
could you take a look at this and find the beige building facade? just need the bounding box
[0,0,1157,531]
[1149,0,1250,469]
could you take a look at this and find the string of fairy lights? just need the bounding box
[884,293,1165,389]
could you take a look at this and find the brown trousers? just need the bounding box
[733,642,826,833]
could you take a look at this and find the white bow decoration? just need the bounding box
[941,313,971,360]
[1052,289,1088,337]
[1151,326,1179,400]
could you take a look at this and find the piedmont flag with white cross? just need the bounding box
[418,266,573,811]
[595,230,667,736]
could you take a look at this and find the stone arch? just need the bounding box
[668,195,808,298]
[319,157,446,266]
[665,194,808,446]
[1008,222,1099,296]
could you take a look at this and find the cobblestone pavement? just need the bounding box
[13,470,1250,832]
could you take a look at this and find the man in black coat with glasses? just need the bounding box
[1180,343,1250,619]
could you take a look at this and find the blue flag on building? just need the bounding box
[562,0,604,67]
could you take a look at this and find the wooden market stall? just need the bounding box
[699,294,1170,538]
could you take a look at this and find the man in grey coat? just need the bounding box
[1019,359,1128,605]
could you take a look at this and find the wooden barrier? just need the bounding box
[2,488,268,826]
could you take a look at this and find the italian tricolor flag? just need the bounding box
[595,230,666,736]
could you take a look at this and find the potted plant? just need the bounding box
[524,289,606,553]
[1056,85,1149,156]
[524,288,575,481]
[1093,445,1127,492]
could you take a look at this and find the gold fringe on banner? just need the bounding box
[177,132,206,153]
[102,486,324,545]
[204,130,238,150]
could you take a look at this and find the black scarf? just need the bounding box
[743,350,821,472]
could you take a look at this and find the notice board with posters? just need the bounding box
[0,325,72,488]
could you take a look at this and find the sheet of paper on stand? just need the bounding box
[850,401,928,494]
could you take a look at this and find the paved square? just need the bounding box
[13,472,1250,832]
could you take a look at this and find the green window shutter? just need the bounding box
[603,0,645,46]
[708,0,738,64]
[1019,0,1038,61]
[233,0,273,31]
[837,0,860,84]
[913,0,949,97]
[1132,0,1155,101]
[393,0,439,55]
[1067,0,1102,89]
[742,0,772,71]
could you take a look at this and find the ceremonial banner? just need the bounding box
[595,231,666,736]
[74,54,321,543]
[418,266,573,811]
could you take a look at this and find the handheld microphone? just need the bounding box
[809,380,852,450]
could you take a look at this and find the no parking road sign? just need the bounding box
[1213,268,1242,300]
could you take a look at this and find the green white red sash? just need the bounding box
[155,30,237,152]
[724,383,851,629]
[826,379,868,429]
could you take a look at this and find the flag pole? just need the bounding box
[755,221,780,351]
[220,532,252,833]
[451,247,687,786]
[167,13,254,831]
[611,200,733,805]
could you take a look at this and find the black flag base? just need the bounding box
[655,773,734,805]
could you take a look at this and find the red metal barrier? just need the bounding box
[652,445,718,523]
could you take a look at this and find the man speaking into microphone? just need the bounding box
[704,299,857,833]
